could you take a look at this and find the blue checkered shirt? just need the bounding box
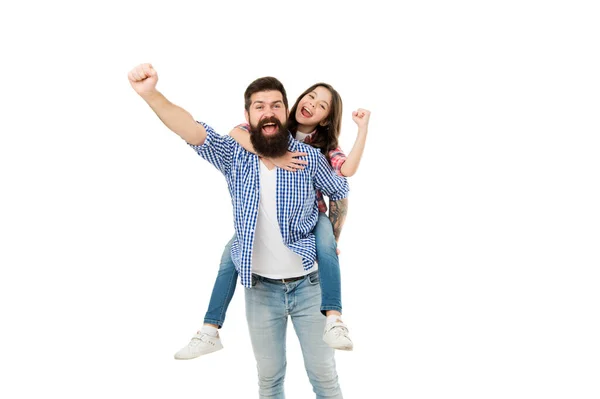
[189,122,349,288]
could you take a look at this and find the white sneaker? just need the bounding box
[174,332,223,360]
[323,321,354,351]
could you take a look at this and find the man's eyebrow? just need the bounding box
[252,100,283,105]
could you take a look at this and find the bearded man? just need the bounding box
[128,63,348,399]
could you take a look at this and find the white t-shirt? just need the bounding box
[294,130,312,143]
[251,161,316,278]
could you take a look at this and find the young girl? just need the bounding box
[174,83,370,359]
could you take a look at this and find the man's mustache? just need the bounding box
[257,116,284,131]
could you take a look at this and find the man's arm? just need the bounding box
[329,198,348,242]
[312,150,350,242]
[313,150,350,201]
[128,63,206,145]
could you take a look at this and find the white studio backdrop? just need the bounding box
[1,1,599,398]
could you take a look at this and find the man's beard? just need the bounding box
[249,116,290,158]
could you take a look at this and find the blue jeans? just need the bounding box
[203,213,342,326]
[313,212,342,315]
[203,237,238,327]
[246,271,343,398]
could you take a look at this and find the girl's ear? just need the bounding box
[319,120,329,127]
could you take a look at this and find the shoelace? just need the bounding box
[325,323,349,337]
[189,333,210,347]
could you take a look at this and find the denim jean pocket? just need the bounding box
[307,271,320,285]
[251,274,258,287]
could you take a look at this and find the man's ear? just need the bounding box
[244,110,249,124]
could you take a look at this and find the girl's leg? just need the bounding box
[314,213,353,351]
[203,236,238,327]
[174,236,238,360]
[314,213,342,315]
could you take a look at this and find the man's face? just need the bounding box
[246,90,288,133]
[246,90,290,158]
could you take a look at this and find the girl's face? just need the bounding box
[295,86,333,129]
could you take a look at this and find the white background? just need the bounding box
[1,1,599,398]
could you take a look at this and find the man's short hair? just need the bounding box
[244,77,289,112]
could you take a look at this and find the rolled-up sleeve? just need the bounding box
[328,147,347,177]
[188,122,234,176]
[313,151,349,201]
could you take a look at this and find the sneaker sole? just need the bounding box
[173,345,223,360]
[323,339,354,351]
[331,345,353,351]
